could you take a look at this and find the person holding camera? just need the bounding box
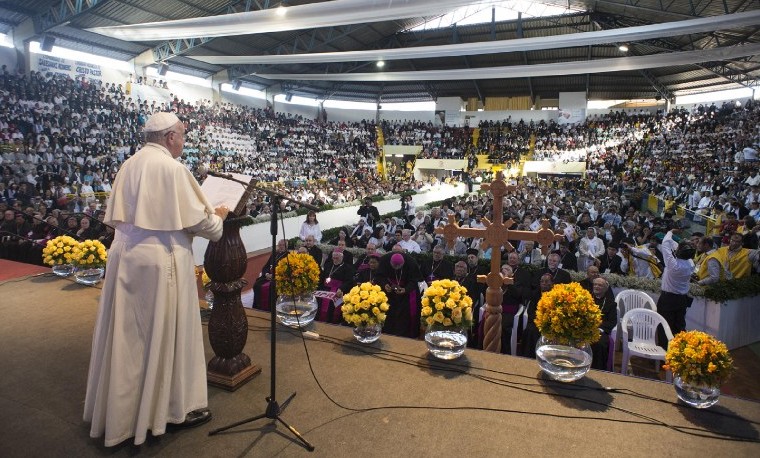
[357,197,380,228]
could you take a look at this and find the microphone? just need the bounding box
[206,170,234,180]
[0,230,38,244]
[199,166,251,188]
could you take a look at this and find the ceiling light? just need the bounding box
[276,5,287,16]
[618,44,629,52]
[377,60,385,68]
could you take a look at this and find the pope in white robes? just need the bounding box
[83,112,230,446]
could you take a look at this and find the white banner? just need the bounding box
[30,52,131,87]
[522,161,586,174]
[415,158,467,170]
[557,109,586,125]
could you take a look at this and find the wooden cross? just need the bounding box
[435,171,564,353]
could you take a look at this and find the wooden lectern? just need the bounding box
[203,176,261,391]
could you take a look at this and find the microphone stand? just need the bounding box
[207,174,316,452]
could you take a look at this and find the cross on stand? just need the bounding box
[435,171,564,353]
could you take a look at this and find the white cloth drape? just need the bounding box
[253,43,760,81]
[193,10,760,65]
[89,0,479,40]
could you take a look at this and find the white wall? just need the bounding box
[278,100,320,119]
[436,97,465,116]
[192,182,466,264]
[559,92,587,110]
[219,91,269,110]
[163,81,211,104]
[0,47,18,71]
[324,106,377,123]
[379,110,435,124]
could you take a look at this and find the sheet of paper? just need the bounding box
[200,173,253,209]
[313,290,343,306]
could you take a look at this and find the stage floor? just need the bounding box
[2,274,760,457]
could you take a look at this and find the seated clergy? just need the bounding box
[530,252,572,294]
[303,234,323,268]
[377,252,423,338]
[519,273,555,359]
[596,242,623,275]
[353,242,380,272]
[317,248,355,323]
[253,238,289,310]
[354,252,382,285]
[589,277,617,371]
[420,245,454,283]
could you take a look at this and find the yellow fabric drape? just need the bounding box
[466,98,480,112]
[484,96,532,111]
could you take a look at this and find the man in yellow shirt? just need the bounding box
[697,232,760,285]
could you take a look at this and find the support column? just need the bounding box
[11,18,36,73]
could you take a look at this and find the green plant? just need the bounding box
[702,276,760,302]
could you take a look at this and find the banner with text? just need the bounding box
[30,52,131,87]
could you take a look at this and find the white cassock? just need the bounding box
[83,143,223,447]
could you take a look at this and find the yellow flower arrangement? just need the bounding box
[420,279,474,328]
[534,282,602,345]
[70,239,108,268]
[342,282,390,327]
[42,235,80,266]
[275,252,320,297]
[194,266,211,287]
[195,266,211,287]
[664,330,734,387]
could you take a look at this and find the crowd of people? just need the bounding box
[247,101,760,363]
[4,64,760,449]
[3,67,760,350]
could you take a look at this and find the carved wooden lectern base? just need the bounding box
[204,220,260,391]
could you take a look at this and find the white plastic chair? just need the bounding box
[608,289,657,371]
[510,303,528,356]
[620,308,673,383]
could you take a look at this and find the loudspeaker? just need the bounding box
[41,36,56,52]
[232,80,242,91]
[157,63,169,76]
[285,93,293,102]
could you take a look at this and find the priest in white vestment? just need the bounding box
[83,112,230,447]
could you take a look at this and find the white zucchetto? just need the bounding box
[143,112,180,132]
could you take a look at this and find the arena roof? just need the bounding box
[3,0,760,104]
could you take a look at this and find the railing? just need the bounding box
[639,193,713,234]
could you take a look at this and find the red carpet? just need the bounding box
[0,260,50,282]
